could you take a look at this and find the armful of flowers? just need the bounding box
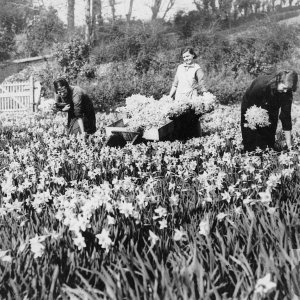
[244,105,271,130]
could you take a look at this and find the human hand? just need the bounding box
[62,104,70,112]
[51,104,58,113]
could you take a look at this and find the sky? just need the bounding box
[43,0,196,25]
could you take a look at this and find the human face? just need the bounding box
[182,51,194,65]
[57,84,68,98]
[277,82,288,93]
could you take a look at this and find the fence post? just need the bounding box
[30,76,35,112]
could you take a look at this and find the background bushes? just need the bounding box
[32,19,300,111]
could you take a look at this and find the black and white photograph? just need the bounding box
[0,0,300,299]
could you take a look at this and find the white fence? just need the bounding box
[0,77,35,113]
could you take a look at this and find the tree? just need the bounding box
[162,0,176,19]
[85,0,92,43]
[25,6,66,56]
[149,0,162,20]
[218,0,234,26]
[236,0,251,16]
[109,0,117,22]
[193,0,217,15]
[126,0,134,22]
[148,0,177,20]
[55,38,91,80]
[0,0,36,60]
[67,0,75,32]
[94,0,103,25]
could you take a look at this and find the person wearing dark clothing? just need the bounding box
[53,78,96,136]
[241,69,298,152]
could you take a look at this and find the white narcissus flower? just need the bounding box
[259,190,272,204]
[221,191,231,203]
[199,217,210,237]
[118,202,134,218]
[266,173,281,190]
[73,234,86,250]
[0,250,12,263]
[216,212,229,221]
[96,229,113,253]
[158,219,168,230]
[254,273,276,296]
[29,235,46,258]
[153,206,167,220]
[107,215,116,225]
[148,230,159,246]
[267,207,277,214]
[173,228,186,241]
[169,194,179,206]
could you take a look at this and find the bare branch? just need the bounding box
[162,0,176,19]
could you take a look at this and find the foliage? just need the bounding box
[55,38,91,81]
[0,27,15,61]
[81,60,173,112]
[92,20,177,64]
[190,20,300,76]
[23,7,66,57]
[0,0,39,61]
[173,10,214,38]
[206,70,253,104]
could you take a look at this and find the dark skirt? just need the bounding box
[68,117,96,136]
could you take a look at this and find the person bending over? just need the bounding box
[241,69,298,152]
[53,78,96,136]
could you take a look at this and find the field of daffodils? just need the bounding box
[0,103,300,300]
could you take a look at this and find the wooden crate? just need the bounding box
[142,120,175,141]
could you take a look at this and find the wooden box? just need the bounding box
[142,120,175,141]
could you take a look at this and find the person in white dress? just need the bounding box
[169,47,206,101]
[169,47,206,139]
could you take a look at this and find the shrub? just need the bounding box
[190,21,300,76]
[92,20,178,64]
[206,70,253,105]
[81,60,173,112]
[54,38,91,80]
[23,7,66,57]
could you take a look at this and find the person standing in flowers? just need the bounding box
[53,78,96,136]
[169,47,207,139]
[169,47,206,100]
[241,69,298,152]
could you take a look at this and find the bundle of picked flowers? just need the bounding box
[167,92,216,119]
[244,105,271,130]
[116,92,216,131]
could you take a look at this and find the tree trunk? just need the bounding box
[94,0,103,25]
[109,0,116,22]
[67,0,75,32]
[85,0,91,43]
[151,0,162,20]
[126,0,134,22]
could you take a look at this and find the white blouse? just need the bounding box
[172,63,205,101]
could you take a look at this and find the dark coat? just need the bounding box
[241,73,292,152]
[55,86,96,135]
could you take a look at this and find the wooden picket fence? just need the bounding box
[0,77,35,113]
